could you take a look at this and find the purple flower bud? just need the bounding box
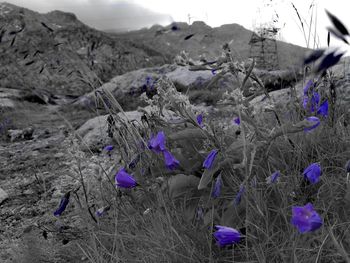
[211,69,216,75]
[148,131,166,153]
[291,203,323,233]
[203,149,218,169]
[233,117,240,125]
[115,168,137,188]
[267,171,281,184]
[196,114,203,126]
[163,150,180,170]
[317,100,328,117]
[212,174,222,198]
[95,205,110,217]
[234,185,245,205]
[304,116,320,132]
[103,145,114,152]
[54,192,70,217]
[303,163,322,184]
[129,154,141,169]
[213,225,241,247]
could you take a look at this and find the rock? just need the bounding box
[166,65,213,88]
[73,64,226,111]
[22,127,34,140]
[254,69,303,92]
[8,129,23,142]
[7,127,34,142]
[0,188,9,205]
[76,111,145,151]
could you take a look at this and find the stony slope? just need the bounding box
[112,21,308,70]
[0,2,170,99]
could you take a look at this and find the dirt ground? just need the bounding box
[0,101,97,262]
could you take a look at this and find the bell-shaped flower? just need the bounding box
[212,174,223,198]
[233,117,240,125]
[196,114,203,126]
[303,83,320,113]
[303,163,322,184]
[203,149,218,169]
[163,150,180,170]
[54,192,70,216]
[213,225,241,247]
[291,203,323,233]
[115,168,137,188]
[304,116,320,132]
[148,131,166,153]
[317,100,328,117]
[266,171,281,184]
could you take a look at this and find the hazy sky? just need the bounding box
[4,0,350,49]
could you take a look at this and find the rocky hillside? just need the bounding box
[0,2,170,99]
[112,21,308,69]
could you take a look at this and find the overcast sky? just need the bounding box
[4,0,350,49]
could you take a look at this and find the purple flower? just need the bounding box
[103,145,114,152]
[234,185,245,205]
[54,192,70,216]
[303,163,322,184]
[197,114,203,126]
[163,150,180,170]
[95,205,110,217]
[148,131,166,153]
[211,69,216,75]
[203,149,218,169]
[267,171,281,184]
[213,225,241,247]
[115,168,137,188]
[212,174,223,198]
[303,91,320,113]
[291,203,323,233]
[303,80,314,95]
[317,100,328,117]
[304,116,320,132]
[233,117,240,125]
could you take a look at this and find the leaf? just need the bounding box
[162,174,200,199]
[327,27,349,45]
[221,200,245,227]
[316,51,345,73]
[326,9,349,36]
[203,209,220,226]
[168,128,207,141]
[198,155,222,190]
[303,49,325,65]
[344,183,350,204]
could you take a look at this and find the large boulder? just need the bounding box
[73,64,219,111]
[75,111,144,151]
